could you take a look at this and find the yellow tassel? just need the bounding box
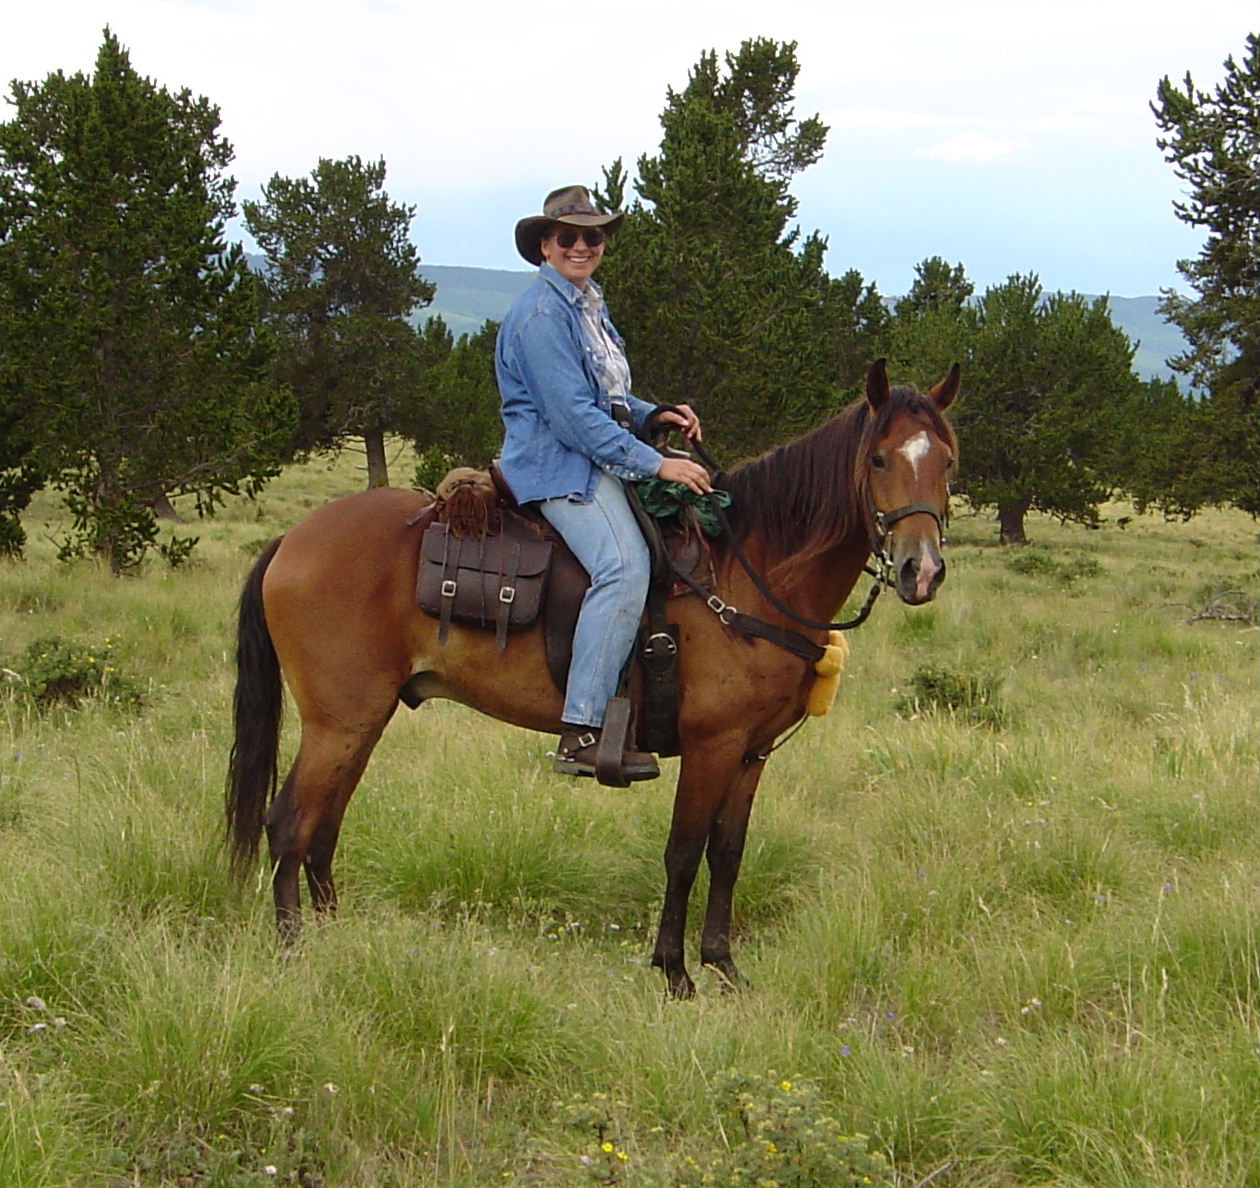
[805,631,849,716]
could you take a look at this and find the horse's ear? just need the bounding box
[866,358,890,410]
[929,363,961,411]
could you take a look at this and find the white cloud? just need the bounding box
[917,132,1029,163]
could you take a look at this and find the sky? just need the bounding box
[2,0,1254,298]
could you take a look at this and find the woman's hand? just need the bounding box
[657,455,712,495]
[653,403,703,442]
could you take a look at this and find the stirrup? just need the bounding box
[594,698,658,786]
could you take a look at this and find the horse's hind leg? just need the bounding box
[266,720,388,936]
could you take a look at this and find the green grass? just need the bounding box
[0,453,1256,1186]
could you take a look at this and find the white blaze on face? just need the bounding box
[898,431,931,477]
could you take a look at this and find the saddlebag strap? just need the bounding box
[437,533,461,644]
[495,542,521,653]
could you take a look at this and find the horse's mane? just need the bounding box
[718,385,957,595]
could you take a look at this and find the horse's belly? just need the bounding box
[405,627,565,734]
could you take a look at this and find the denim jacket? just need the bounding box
[495,263,663,504]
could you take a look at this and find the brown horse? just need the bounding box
[227,359,959,997]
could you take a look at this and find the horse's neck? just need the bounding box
[718,525,871,627]
[790,535,872,623]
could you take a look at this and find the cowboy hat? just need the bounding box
[514,185,626,267]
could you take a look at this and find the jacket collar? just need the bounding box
[539,261,602,306]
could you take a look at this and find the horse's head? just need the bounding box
[862,359,960,605]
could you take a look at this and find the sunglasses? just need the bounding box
[551,227,606,249]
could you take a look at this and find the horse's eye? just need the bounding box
[872,454,887,470]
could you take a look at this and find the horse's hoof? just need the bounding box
[668,975,697,1000]
[703,959,750,994]
[656,963,696,1000]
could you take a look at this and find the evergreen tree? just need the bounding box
[243,156,434,487]
[0,29,293,571]
[894,256,974,318]
[0,405,41,557]
[1153,33,1259,514]
[596,38,885,462]
[889,270,1140,543]
[0,323,42,554]
[1110,376,1214,520]
[407,317,503,491]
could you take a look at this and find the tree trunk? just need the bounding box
[997,498,1030,545]
[148,492,184,522]
[364,429,389,488]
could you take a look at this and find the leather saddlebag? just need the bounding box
[417,522,553,650]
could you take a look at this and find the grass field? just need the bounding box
[1,445,1256,1188]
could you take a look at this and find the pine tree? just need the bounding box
[1153,33,1259,514]
[0,29,293,570]
[1109,376,1214,520]
[888,270,1140,543]
[406,317,503,492]
[893,257,974,318]
[596,38,885,462]
[243,156,434,487]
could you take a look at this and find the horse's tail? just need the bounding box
[226,535,285,879]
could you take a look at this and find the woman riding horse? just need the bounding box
[227,358,960,997]
[495,184,710,780]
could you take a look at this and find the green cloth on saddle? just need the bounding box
[634,478,731,537]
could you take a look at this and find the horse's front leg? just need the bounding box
[700,755,765,990]
[652,737,748,998]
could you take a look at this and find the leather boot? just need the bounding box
[552,728,659,781]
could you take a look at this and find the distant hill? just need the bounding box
[417,266,1189,384]
[1100,295,1187,385]
[249,258,1190,384]
[417,265,533,338]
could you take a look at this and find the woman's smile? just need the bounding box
[540,228,605,288]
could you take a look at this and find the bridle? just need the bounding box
[867,496,949,589]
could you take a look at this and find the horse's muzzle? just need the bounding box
[895,547,946,605]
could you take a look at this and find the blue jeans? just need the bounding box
[538,472,650,728]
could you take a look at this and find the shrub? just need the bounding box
[413,447,457,496]
[0,513,26,558]
[552,1092,635,1186]
[893,663,1006,727]
[677,1070,894,1188]
[1004,547,1101,584]
[2,635,145,709]
[157,534,200,569]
